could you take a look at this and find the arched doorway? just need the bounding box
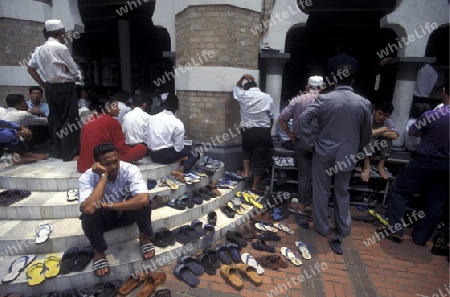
[74,0,173,94]
[283,0,398,103]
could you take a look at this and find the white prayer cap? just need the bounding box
[161,93,169,102]
[308,76,324,87]
[45,19,64,32]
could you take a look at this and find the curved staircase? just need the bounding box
[0,156,249,296]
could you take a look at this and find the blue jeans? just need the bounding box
[387,154,449,244]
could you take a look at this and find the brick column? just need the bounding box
[174,4,262,169]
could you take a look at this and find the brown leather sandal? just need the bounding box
[118,272,146,295]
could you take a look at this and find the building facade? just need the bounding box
[0,0,448,167]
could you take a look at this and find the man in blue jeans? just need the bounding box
[383,81,449,245]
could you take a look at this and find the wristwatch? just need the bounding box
[109,202,113,210]
[101,173,107,180]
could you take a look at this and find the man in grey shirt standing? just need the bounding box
[301,65,372,254]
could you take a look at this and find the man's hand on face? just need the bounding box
[92,162,109,177]
[17,127,32,140]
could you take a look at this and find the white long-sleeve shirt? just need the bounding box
[146,110,184,152]
[28,37,79,83]
[122,107,152,145]
[233,86,274,128]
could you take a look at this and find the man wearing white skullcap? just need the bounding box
[27,19,80,161]
[278,75,324,216]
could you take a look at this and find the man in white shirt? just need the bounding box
[122,94,152,146]
[1,94,48,127]
[27,19,80,161]
[146,93,199,182]
[233,74,274,194]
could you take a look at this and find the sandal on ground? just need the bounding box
[2,254,36,284]
[154,285,172,297]
[240,253,264,275]
[235,263,262,286]
[118,272,146,295]
[295,241,312,260]
[140,243,155,260]
[98,280,122,297]
[173,264,200,288]
[66,189,78,202]
[26,261,46,286]
[328,238,344,255]
[280,247,302,266]
[92,258,110,277]
[220,265,243,290]
[273,223,295,235]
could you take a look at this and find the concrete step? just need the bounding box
[0,185,242,255]
[0,157,183,191]
[0,202,255,296]
[0,166,223,220]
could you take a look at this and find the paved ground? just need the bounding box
[121,207,449,297]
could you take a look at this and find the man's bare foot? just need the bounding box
[139,233,155,260]
[24,152,49,160]
[92,249,110,277]
[360,168,370,182]
[171,171,185,182]
[12,155,37,165]
[377,165,389,180]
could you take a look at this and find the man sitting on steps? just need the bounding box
[78,142,155,277]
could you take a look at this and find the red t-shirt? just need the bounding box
[77,115,132,173]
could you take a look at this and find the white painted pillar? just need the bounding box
[262,53,290,136]
[118,20,132,93]
[389,57,436,148]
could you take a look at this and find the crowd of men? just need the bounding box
[0,18,447,274]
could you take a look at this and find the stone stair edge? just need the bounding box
[0,202,254,296]
[0,183,244,254]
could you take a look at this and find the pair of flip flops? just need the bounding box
[273,223,295,235]
[59,246,94,275]
[36,223,54,244]
[2,254,35,284]
[254,222,278,233]
[295,241,312,260]
[26,255,61,286]
[240,253,264,275]
[280,247,302,266]
[217,177,239,189]
[160,177,179,190]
